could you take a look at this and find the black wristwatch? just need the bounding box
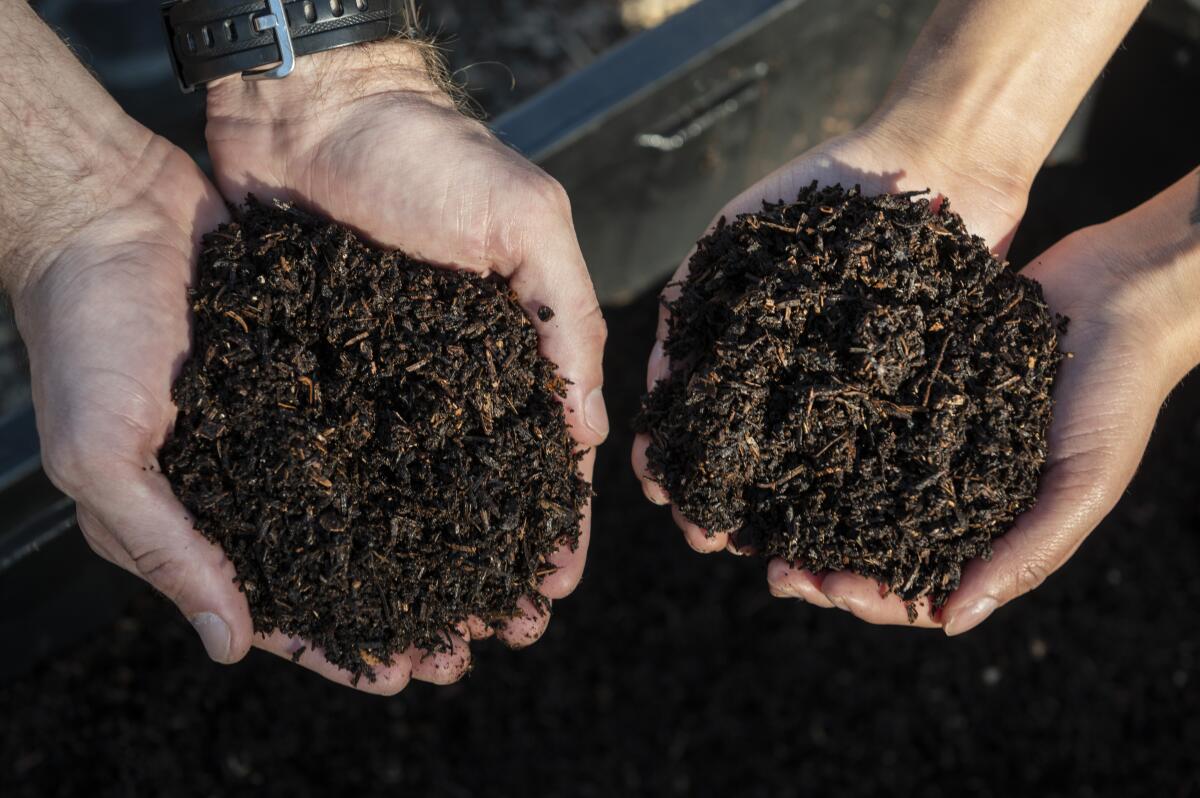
[161,0,399,92]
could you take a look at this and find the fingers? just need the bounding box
[818,572,941,628]
[631,435,669,506]
[256,631,414,696]
[259,630,472,692]
[495,597,552,649]
[408,631,472,686]
[766,559,835,608]
[465,616,495,640]
[767,559,940,623]
[672,506,728,554]
[635,340,672,507]
[632,218,692,496]
[505,183,609,449]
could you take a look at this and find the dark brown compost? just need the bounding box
[637,183,1066,614]
[161,199,587,680]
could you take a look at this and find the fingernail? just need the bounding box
[584,387,609,439]
[642,480,670,506]
[190,612,232,663]
[943,597,999,637]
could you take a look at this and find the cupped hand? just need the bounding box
[7,136,262,667]
[206,41,607,687]
[768,168,1200,632]
[631,125,1053,626]
[931,169,1200,634]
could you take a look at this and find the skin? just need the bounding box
[1,9,605,694]
[633,0,1200,634]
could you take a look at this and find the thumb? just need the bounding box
[70,466,253,664]
[940,338,1161,635]
[506,185,609,449]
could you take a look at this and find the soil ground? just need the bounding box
[2,17,1199,798]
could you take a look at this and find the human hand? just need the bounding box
[1,135,259,666]
[0,2,381,689]
[632,0,1161,632]
[630,124,1033,617]
[635,132,1199,631]
[205,40,608,687]
[932,167,1200,634]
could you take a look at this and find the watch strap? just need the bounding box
[162,0,397,92]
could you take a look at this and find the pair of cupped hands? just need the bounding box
[10,41,1196,694]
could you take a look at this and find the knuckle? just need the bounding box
[520,172,572,218]
[584,307,608,349]
[41,434,103,497]
[1013,558,1052,597]
[132,546,192,606]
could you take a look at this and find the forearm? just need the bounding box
[866,0,1149,192]
[0,0,154,295]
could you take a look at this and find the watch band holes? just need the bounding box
[224,20,238,42]
[201,26,214,48]
[303,0,317,22]
[330,0,344,17]
[184,31,197,53]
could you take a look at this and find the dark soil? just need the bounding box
[3,287,1199,798]
[159,200,586,680]
[638,184,1064,613]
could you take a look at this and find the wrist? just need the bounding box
[0,112,160,300]
[205,38,454,200]
[860,90,1043,204]
[0,0,161,298]
[207,37,446,114]
[859,0,1148,208]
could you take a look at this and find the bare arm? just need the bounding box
[0,1,259,677]
[0,0,159,294]
[865,0,1150,195]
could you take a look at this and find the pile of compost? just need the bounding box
[160,200,587,679]
[638,183,1065,612]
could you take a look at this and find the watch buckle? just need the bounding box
[244,0,296,81]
